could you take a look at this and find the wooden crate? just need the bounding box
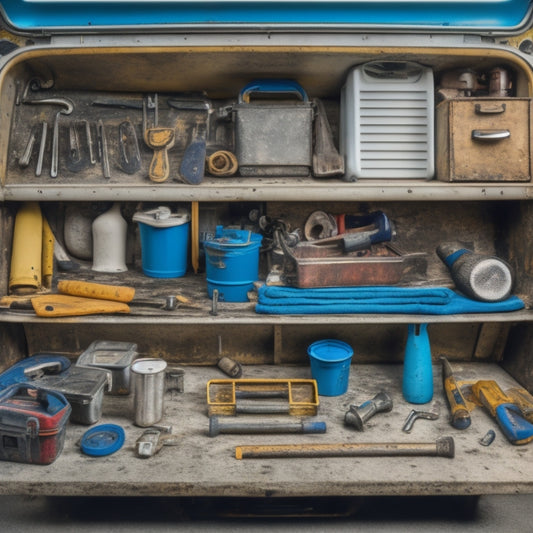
[436,98,531,182]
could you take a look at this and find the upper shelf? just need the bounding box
[3,179,533,203]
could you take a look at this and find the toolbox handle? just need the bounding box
[23,361,63,379]
[471,129,511,141]
[0,383,69,415]
[475,103,506,115]
[239,79,308,104]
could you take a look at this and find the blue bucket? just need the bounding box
[307,339,353,396]
[133,207,190,278]
[204,226,263,302]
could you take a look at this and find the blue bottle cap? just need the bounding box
[80,424,125,457]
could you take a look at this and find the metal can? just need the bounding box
[131,358,167,427]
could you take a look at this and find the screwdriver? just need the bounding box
[472,380,533,445]
[440,356,471,430]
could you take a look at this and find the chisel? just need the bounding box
[440,356,471,430]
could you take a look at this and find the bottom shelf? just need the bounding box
[1,363,532,497]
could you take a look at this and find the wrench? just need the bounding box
[402,407,440,433]
[21,82,74,178]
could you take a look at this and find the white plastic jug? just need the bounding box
[91,203,128,272]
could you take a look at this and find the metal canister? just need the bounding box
[131,358,167,427]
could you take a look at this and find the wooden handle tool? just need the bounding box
[31,294,130,317]
[57,280,135,302]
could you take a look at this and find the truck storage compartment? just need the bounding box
[1,40,533,498]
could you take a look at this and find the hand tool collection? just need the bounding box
[1,333,532,466]
[13,76,366,184]
[4,74,532,473]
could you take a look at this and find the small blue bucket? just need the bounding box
[204,226,263,302]
[307,339,353,396]
[133,207,190,278]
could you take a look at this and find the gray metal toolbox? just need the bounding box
[32,366,109,425]
[234,79,314,177]
[76,340,138,395]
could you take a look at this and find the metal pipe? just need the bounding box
[209,416,326,437]
[234,402,291,415]
[235,436,455,459]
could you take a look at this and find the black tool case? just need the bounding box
[1,0,533,503]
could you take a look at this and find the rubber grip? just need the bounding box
[302,421,327,433]
[495,403,533,445]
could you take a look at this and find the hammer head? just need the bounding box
[344,391,393,431]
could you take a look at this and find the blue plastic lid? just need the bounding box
[80,424,125,457]
[308,339,353,363]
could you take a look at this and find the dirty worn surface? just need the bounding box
[0,363,532,497]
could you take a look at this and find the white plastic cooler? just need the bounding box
[340,61,434,180]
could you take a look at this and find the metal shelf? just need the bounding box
[3,179,533,203]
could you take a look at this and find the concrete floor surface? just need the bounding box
[1,494,532,532]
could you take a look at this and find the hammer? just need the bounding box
[235,437,455,459]
[344,391,393,430]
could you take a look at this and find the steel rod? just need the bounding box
[210,416,326,437]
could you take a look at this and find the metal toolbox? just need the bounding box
[234,79,314,177]
[0,384,71,464]
[32,366,109,425]
[76,340,138,395]
[340,61,435,181]
[278,237,423,288]
[436,98,532,182]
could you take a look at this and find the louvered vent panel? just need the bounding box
[341,62,434,180]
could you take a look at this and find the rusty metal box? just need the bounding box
[436,98,531,182]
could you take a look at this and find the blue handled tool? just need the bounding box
[472,380,533,445]
[341,210,394,252]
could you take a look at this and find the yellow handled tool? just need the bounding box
[472,380,533,445]
[31,294,130,317]
[440,356,471,430]
[145,127,175,183]
[57,280,135,303]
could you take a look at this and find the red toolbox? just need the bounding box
[0,384,71,465]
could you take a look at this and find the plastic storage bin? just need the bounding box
[133,206,190,278]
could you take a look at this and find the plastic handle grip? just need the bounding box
[239,79,308,103]
[495,403,533,445]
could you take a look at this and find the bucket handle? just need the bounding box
[213,230,252,247]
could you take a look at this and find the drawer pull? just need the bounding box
[471,129,511,141]
[475,103,506,114]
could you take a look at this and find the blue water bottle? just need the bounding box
[402,323,433,404]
